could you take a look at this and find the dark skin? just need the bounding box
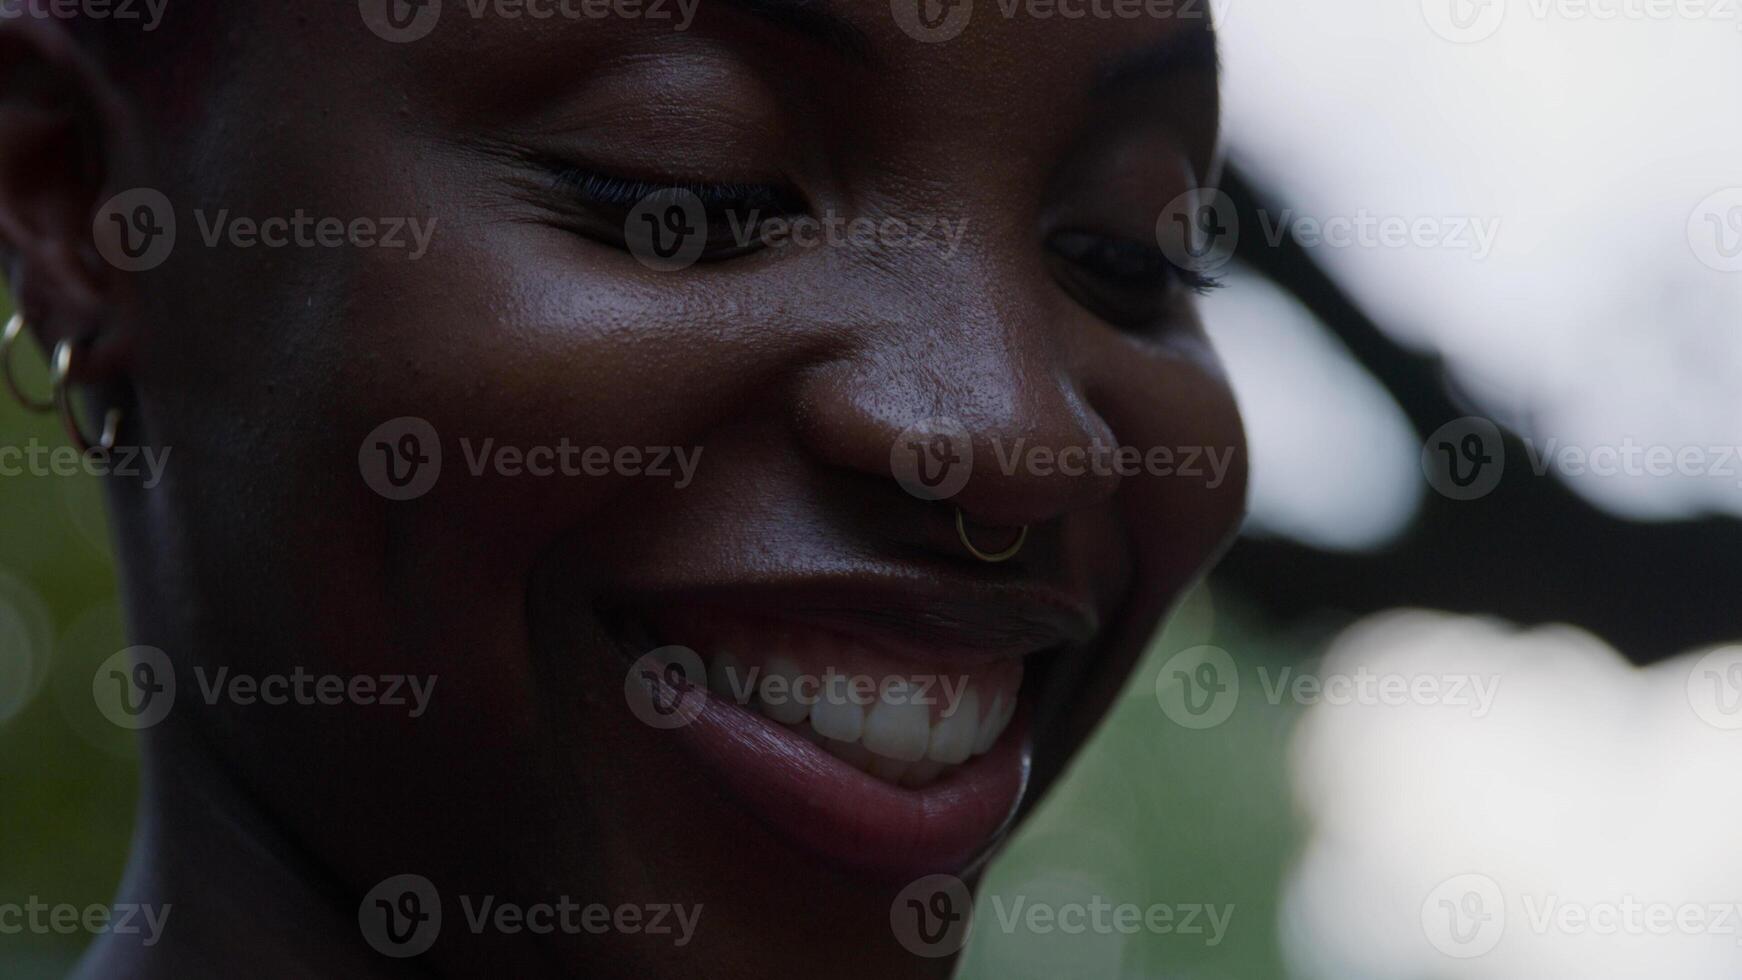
[0,2,1243,977]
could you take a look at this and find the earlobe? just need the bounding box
[0,15,139,383]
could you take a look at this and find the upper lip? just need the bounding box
[617,572,1101,666]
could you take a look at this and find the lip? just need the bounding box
[650,661,1033,881]
[628,577,1100,663]
[607,581,1091,881]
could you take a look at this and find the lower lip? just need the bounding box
[652,673,1032,882]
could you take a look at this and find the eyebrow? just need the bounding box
[710,0,1216,90]
[1093,20,1221,94]
[714,0,875,65]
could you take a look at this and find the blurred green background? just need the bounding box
[0,312,1310,978]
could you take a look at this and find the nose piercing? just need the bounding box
[956,507,1028,563]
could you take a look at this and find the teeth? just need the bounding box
[973,691,1012,756]
[862,680,931,762]
[758,655,811,725]
[695,648,1023,789]
[927,687,979,765]
[708,650,747,700]
[809,687,865,743]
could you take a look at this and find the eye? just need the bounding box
[550,167,807,262]
[1045,229,1221,330]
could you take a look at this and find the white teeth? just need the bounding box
[862,680,931,762]
[759,656,811,725]
[809,689,865,743]
[697,649,1021,787]
[927,687,979,765]
[973,691,1014,756]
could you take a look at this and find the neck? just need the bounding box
[72,724,412,979]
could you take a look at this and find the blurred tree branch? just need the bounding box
[1213,165,1742,664]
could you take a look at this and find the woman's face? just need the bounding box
[116,3,1242,976]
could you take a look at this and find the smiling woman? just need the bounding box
[0,0,1242,977]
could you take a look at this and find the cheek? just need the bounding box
[1093,338,1249,592]
[328,233,757,572]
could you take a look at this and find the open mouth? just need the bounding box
[604,597,1075,880]
[690,617,1025,789]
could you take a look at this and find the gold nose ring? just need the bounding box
[956,508,1028,563]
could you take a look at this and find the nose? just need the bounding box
[792,289,1122,532]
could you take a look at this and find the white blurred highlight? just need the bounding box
[1216,1,1742,523]
[1281,610,1742,979]
[1202,271,1422,550]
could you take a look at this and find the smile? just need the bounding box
[684,616,1025,789]
[609,593,1090,880]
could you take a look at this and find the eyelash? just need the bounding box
[1047,230,1225,296]
[546,166,1219,326]
[550,167,805,218]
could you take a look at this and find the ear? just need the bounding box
[0,15,141,383]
